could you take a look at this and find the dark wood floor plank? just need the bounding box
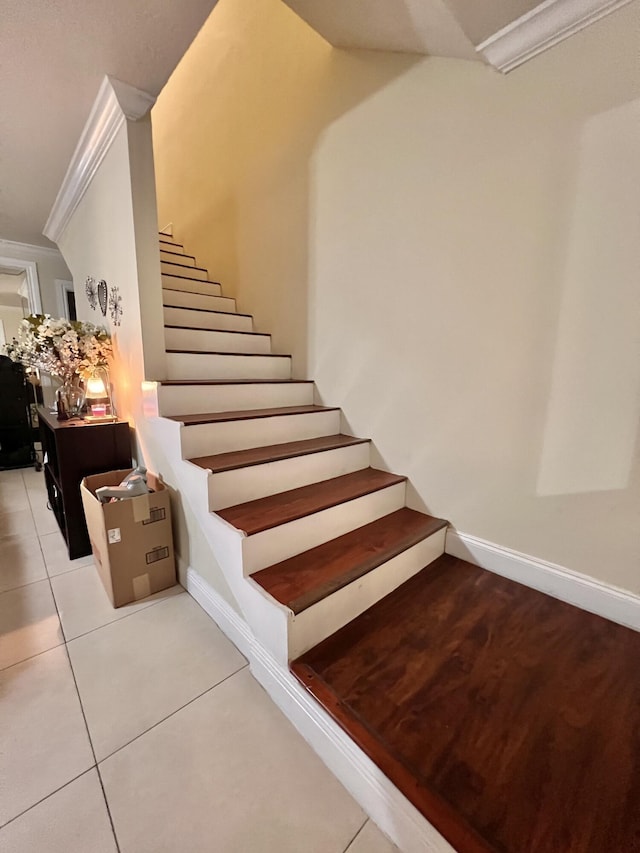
[217,468,406,536]
[168,404,337,426]
[190,434,369,473]
[254,508,447,613]
[294,556,640,853]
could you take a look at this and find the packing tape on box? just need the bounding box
[132,493,151,523]
[132,573,151,600]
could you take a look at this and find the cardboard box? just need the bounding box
[80,469,176,607]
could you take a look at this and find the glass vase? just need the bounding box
[56,376,85,421]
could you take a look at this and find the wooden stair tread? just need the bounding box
[166,349,289,357]
[162,273,221,284]
[161,260,208,273]
[168,404,337,426]
[159,379,312,386]
[190,434,369,473]
[217,468,406,536]
[162,305,252,318]
[161,251,195,261]
[254,508,447,613]
[164,325,267,338]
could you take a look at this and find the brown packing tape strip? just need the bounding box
[132,493,151,523]
[132,573,151,600]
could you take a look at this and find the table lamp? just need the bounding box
[84,366,116,421]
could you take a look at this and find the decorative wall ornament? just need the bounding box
[85,277,97,310]
[108,285,123,326]
[97,279,108,316]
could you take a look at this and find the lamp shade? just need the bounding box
[86,374,107,398]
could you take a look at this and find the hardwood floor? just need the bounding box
[293,555,640,853]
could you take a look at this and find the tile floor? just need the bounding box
[0,466,397,852]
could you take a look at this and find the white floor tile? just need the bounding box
[69,593,246,760]
[100,667,364,853]
[0,533,48,594]
[0,480,30,512]
[0,646,94,826]
[347,820,399,853]
[21,468,46,492]
[0,769,117,853]
[0,579,63,670]
[51,562,182,640]
[30,504,59,536]
[39,529,93,577]
[0,507,36,538]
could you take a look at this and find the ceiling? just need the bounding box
[0,0,219,248]
[282,0,543,56]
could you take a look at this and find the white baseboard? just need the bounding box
[445,530,640,632]
[183,565,455,853]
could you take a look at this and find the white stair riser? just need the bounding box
[163,306,253,332]
[163,288,236,313]
[157,381,315,416]
[162,275,221,296]
[166,352,291,382]
[160,250,195,265]
[181,409,341,458]
[161,261,208,281]
[208,442,371,510]
[242,481,407,574]
[165,327,271,355]
[288,528,446,659]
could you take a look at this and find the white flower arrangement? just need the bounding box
[1,315,112,382]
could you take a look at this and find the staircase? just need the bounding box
[147,232,448,664]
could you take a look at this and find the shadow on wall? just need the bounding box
[151,0,420,377]
[536,97,640,497]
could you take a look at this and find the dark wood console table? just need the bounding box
[38,407,132,559]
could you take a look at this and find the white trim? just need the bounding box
[0,255,42,314]
[43,75,156,244]
[183,565,455,853]
[476,0,635,72]
[445,530,640,631]
[0,238,61,257]
[55,279,75,320]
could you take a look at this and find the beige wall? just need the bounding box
[57,120,238,611]
[152,0,640,592]
[0,240,71,317]
[0,305,26,344]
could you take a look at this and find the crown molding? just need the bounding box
[43,75,156,244]
[0,237,62,257]
[477,0,634,73]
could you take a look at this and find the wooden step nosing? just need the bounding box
[158,379,313,386]
[161,250,196,262]
[166,349,291,358]
[160,272,222,287]
[164,325,268,338]
[163,305,252,319]
[159,238,183,246]
[172,406,338,426]
[194,436,370,474]
[227,474,407,537]
[289,523,447,614]
[163,287,229,300]
[161,261,209,273]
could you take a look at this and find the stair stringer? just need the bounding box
[147,414,293,664]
